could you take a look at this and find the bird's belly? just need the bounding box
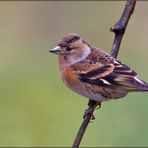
[63,79,106,102]
[64,78,128,102]
[73,88,105,102]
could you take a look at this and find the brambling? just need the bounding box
[50,33,148,112]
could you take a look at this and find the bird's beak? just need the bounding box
[49,46,61,54]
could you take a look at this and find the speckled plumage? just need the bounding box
[50,33,148,104]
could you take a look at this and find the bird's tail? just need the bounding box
[114,76,148,92]
[130,77,148,92]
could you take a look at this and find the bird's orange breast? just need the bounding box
[58,55,80,89]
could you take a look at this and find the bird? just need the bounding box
[49,33,148,118]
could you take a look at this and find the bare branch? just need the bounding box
[110,0,136,58]
[72,100,97,148]
[72,113,91,148]
[72,0,136,147]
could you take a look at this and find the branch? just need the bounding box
[110,0,136,58]
[72,110,91,148]
[72,0,136,147]
[72,100,97,148]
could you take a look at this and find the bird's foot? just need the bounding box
[95,103,101,110]
[83,101,101,120]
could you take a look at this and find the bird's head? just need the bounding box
[50,33,91,65]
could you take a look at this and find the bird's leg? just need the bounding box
[83,100,101,120]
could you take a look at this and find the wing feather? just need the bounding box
[74,47,147,91]
[78,59,147,91]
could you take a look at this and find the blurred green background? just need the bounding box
[1,1,148,147]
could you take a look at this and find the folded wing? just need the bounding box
[78,60,148,91]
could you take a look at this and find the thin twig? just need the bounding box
[72,100,97,148]
[72,0,136,147]
[72,109,92,147]
[110,0,136,58]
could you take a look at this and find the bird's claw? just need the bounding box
[83,101,101,120]
[83,108,96,120]
[95,103,101,110]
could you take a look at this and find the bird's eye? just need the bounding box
[66,47,73,51]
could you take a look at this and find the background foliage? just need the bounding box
[1,1,148,147]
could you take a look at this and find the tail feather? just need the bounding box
[131,77,148,92]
